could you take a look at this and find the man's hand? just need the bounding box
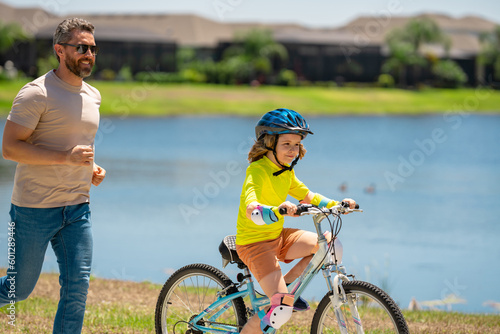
[92,163,106,186]
[66,145,94,166]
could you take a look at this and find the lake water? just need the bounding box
[0,114,499,314]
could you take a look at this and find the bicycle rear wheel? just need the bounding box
[155,263,247,334]
[311,280,409,333]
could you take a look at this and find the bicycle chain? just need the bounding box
[192,320,242,331]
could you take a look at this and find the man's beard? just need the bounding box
[65,55,93,78]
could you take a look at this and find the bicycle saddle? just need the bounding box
[219,235,246,269]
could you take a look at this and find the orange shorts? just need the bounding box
[236,228,305,282]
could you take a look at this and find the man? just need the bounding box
[0,18,105,333]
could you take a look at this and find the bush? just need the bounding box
[0,66,6,81]
[377,74,395,88]
[134,71,185,83]
[99,69,116,81]
[432,60,468,88]
[36,56,59,77]
[277,69,297,86]
[117,66,133,81]
[180,68,206,83]
[314,81,337,88]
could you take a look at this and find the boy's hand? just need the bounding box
[278,201,297,216]
[342,198,356,213]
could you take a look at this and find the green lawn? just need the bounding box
[1,80,500,117]
[1,271,499,333]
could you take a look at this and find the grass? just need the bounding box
[1,80,500,117]
[0,271,498,333]
[0,270,158,333]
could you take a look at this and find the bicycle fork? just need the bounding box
[324,268,365,334]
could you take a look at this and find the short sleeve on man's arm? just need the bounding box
[7,83,46,130]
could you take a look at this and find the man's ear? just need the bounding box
[54,44,64,57]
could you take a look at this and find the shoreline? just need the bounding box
[1,81,500,117]
[1,270,499,333]
[0,268,496,316]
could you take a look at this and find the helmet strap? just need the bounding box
[265,141,299,177]
[273,156,299,176]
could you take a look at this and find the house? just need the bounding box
[0,1,497,85]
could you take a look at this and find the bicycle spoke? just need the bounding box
[155,264,247,333]
[311,281,408,334]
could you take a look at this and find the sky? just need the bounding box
[3,0,500,28]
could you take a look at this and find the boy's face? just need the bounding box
[275,133,302,165]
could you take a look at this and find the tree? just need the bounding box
[0,20,30,54]
[479,25,500,81]
[432,59,467,88]
[382,17,448,87]
[382,31,426,87]
[404,17,448,53]
[221,29,288,84]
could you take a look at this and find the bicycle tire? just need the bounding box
[311,280,409,334]
[155,263,247,334]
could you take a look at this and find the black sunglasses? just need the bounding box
[59,43,99,55]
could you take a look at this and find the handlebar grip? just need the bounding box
[279,204,311,216]
[341,201,360,209]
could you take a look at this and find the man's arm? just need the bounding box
[2,120,94,166]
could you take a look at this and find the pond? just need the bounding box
[0,114,499,313]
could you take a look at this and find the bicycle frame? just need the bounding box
[188,206,365,334]
[188,267,267,334]
[288,209,364,334]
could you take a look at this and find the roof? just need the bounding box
[336,13,498,58]
[0,2,498,55]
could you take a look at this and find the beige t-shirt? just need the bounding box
[7,70,101,208]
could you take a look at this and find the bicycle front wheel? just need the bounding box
[155,263,247,334]
[311,280,409,333]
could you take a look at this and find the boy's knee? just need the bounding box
[260,293,294,332]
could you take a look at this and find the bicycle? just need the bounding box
[155,202,409,333]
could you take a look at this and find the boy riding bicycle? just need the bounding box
[235,108,356,333]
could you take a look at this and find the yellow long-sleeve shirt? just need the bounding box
[236,156,310,245]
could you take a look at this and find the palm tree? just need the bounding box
[383,29,426,87]
[222,29,288,84]
[479,25,500,81]
[382,17,448,87]
[404,17,447,53]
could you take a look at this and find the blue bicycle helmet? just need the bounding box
[255,108,313,176]
[255,108,313,140]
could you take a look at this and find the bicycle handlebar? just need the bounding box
[278,201,361,216]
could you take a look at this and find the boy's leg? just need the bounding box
[257,271,294,332]
[282,231,320,312]
[283,255,313,284]
[239,258,290,333]
[0,205,55,306]
[283,231,317,283]
[240,270,289,334]
[51,203,92,334]
[258,270,287,297]
[240,315,261,334]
